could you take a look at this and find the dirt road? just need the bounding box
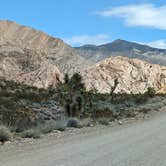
[1,111,166,166]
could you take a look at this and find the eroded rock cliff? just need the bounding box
[0,20,90,88]
[81,56,166,94]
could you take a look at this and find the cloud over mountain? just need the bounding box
[64,34,110,46]
[96,4,166,30]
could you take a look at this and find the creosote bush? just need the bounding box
[0,125,12,143]
[40,120,66,134]
[21,129,41,139]
[67,118,81,128]
[98,118,110,126]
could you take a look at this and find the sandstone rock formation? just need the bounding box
[0,44,63,88]
[0,20,90,75]
[81,56,166,94]
[0,20,90,88]
[158,86,166,94]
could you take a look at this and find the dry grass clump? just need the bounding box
[0,125,12,143]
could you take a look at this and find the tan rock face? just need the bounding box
[158,86,166,94]
[16,62,63,88]
[0,20,90,88]
[0,20,90,75]
[0,47,63,88]
[81,56,166,94]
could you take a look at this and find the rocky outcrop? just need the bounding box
[0,20,90,88]
[0,20,90,75]
[81,56,166,94]
[16,61,63,88]
[0,44,63,88]
[158,86,166,94]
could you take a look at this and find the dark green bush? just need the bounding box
[21,129,40,139]
[0,126,12,143]
[67,118,80,128]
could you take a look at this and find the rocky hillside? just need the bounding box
[0,20,166,93]
[0,20,90,88]
[75,39,166,66]
[81,56,166,94]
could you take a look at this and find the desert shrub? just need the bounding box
[41,120,66,134]
[98,118,110,126]
[0,126,12,143]
[145,87,156,97]
[0,108,38,132]
[54,120,66,131]
[67,118,81,128]
[40,123,55,134]
[21,129,40,139]
[79,118,93,127]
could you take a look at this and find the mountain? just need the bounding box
[75,39,166,66]
[81,56,166,94]
[0,20,165,93]
[0,20,90,88]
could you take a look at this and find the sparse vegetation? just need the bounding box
[67,118,81,128]
[98,118,110,126]
[55,73,166,121]
[0,74,165,142]
[21,129,41,139]
[40,120,66,133]
[0,125,12,143]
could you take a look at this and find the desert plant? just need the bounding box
[55,73,86,118]
[145,87,156,97]
[67,118,81,128]
[110,78,119,101]
[21,129,40,139]
[0,125,12,143]
[41,120,66,134]
[98,118,110,126]
[54,120,66,131]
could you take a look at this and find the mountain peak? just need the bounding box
[112,39,125,43]
[75,39,166,65]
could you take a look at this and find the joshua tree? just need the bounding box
[56,73,85,117]
[110,78,119,100]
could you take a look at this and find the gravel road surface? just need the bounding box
[1,111,166,166]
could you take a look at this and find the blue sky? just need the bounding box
[1,0,166,48]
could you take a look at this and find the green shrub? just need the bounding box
[41,120,66,134]
[67,118,81,128]
[145,87,156,97]
[0,126,12,143]
[98,118,110,126]
[21,129,41,139]
[54,120,66,131]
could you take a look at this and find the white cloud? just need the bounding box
[146,40,166,49]
[96,4,166,30]
[63,34,110,46]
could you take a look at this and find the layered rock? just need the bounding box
[0,20,90,88]
[0,46,63,88]
[17,61,63,88]
[81,56,166,94]
[0,20,90,75]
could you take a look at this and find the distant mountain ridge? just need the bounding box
[75,39,166,66]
